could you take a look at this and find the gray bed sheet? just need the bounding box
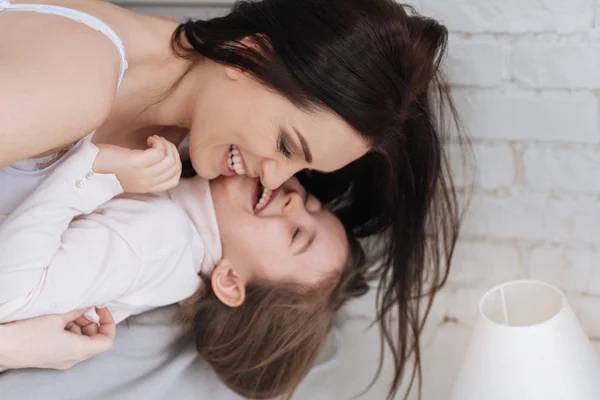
[0,306,242,400]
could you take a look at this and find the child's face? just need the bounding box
[209,175,348,287]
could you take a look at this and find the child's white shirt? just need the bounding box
[0,141,222,324]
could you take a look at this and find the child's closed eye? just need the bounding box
[291,228,300,243]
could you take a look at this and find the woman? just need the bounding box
[0,0,465,397]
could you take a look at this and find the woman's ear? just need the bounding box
[224,65,244,81]
[211,259,246,307]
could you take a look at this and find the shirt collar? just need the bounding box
[167,176,222,274]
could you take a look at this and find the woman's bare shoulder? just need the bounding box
[0,12,122,167]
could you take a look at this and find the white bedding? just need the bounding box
[0,305,342,400]
[0,306,243,400]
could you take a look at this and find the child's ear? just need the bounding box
[211,259,246,307]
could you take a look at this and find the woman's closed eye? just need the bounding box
[278,132,292,159]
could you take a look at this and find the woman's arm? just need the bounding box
[0,19,121,169]
[0,308,115,371]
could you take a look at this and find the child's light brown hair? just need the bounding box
[179,230,369,399]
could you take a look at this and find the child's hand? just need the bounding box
[93,136,182,193]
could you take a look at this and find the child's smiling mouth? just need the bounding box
[252,180,278,213]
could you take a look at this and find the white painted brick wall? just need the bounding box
[416,0,600,311]
[450,142,515,190]
[524,147,600,192]
[513,40,600,89]
[416,0,600,397]
[450,88,598,142]
[420,0,594,34]
[446,37,510,87]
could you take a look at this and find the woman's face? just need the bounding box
[209,175,348,287]
[188,66,370,190]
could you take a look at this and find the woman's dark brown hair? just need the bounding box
[174,0,469,398]
[180,229,369,399]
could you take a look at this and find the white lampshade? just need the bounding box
[450,280,600,400]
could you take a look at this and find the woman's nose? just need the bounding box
[260,160,295,190]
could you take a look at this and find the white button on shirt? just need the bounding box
[0,141,218,324]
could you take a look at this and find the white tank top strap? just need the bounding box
[0,0,129,86]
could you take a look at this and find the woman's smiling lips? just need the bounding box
[228,145,250,175]
[220,146,236,176]
[223,145,261,178]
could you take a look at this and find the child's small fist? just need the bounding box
[93,136,182,194]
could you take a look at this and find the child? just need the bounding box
[0,137,368,399]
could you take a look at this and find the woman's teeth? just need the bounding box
[255,186,272,212]
[228,145,245,175]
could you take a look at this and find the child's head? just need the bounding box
[209,175,349,304]
[180,174,368,399]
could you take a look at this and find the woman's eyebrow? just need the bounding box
[285,127,313,163]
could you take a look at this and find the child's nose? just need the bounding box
[281,192,306,216]
[306,195,322,213]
